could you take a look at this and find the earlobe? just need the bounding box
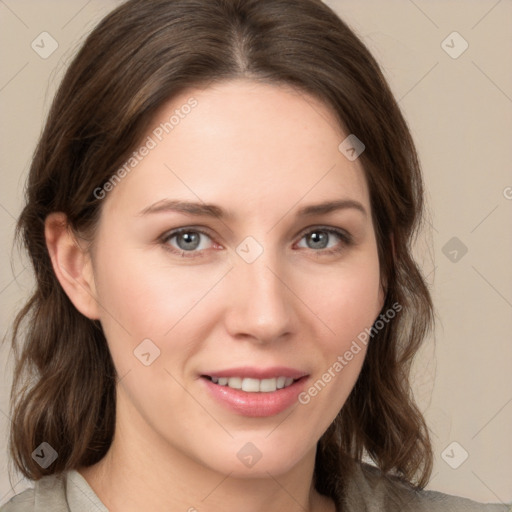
[44,212,100,320]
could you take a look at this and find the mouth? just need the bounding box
[201,375,304,392]
[199,367,310,417]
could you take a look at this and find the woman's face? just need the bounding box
[87,78,384,477]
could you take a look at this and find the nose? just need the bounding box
[224,248,295,345]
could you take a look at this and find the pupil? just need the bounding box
[309,231,327,249]
[179,232,199,250]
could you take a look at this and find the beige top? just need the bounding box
[0,463,510,511]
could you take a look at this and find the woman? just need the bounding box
[1,0,509,511]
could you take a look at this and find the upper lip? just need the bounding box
[201,366,309,380]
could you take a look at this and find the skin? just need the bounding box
[45,78,385,512]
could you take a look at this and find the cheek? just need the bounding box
[305,254,382,351]
[294,255,381,430]
[92,249,221,400]
[94,246,222,339]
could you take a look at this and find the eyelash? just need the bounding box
[159,226,353,259]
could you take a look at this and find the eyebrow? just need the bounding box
[138,198,367,219]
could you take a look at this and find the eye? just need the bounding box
[161,228,215,258]
[296,227,352,255]
[160,226,353,258]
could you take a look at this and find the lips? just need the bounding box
[199,366,310,417]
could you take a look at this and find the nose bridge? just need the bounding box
[227,236,293,342]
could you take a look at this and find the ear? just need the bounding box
[44,212,100,320]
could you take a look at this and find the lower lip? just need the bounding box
[200,376,308,417]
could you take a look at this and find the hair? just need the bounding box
[4,0,435,506]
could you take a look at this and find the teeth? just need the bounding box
[226,376,242,389]
[242,378,261,392]
[209,376,297,392]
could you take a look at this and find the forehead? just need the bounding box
[101,79,370,220]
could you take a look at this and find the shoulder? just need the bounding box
[0,472,67,512]
[0,487,34,512]
[343,462,511,512]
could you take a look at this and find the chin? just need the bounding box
[193,435,314,478]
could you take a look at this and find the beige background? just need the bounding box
[1,0,511,506]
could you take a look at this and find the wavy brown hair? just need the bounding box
[4,0,434,506]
